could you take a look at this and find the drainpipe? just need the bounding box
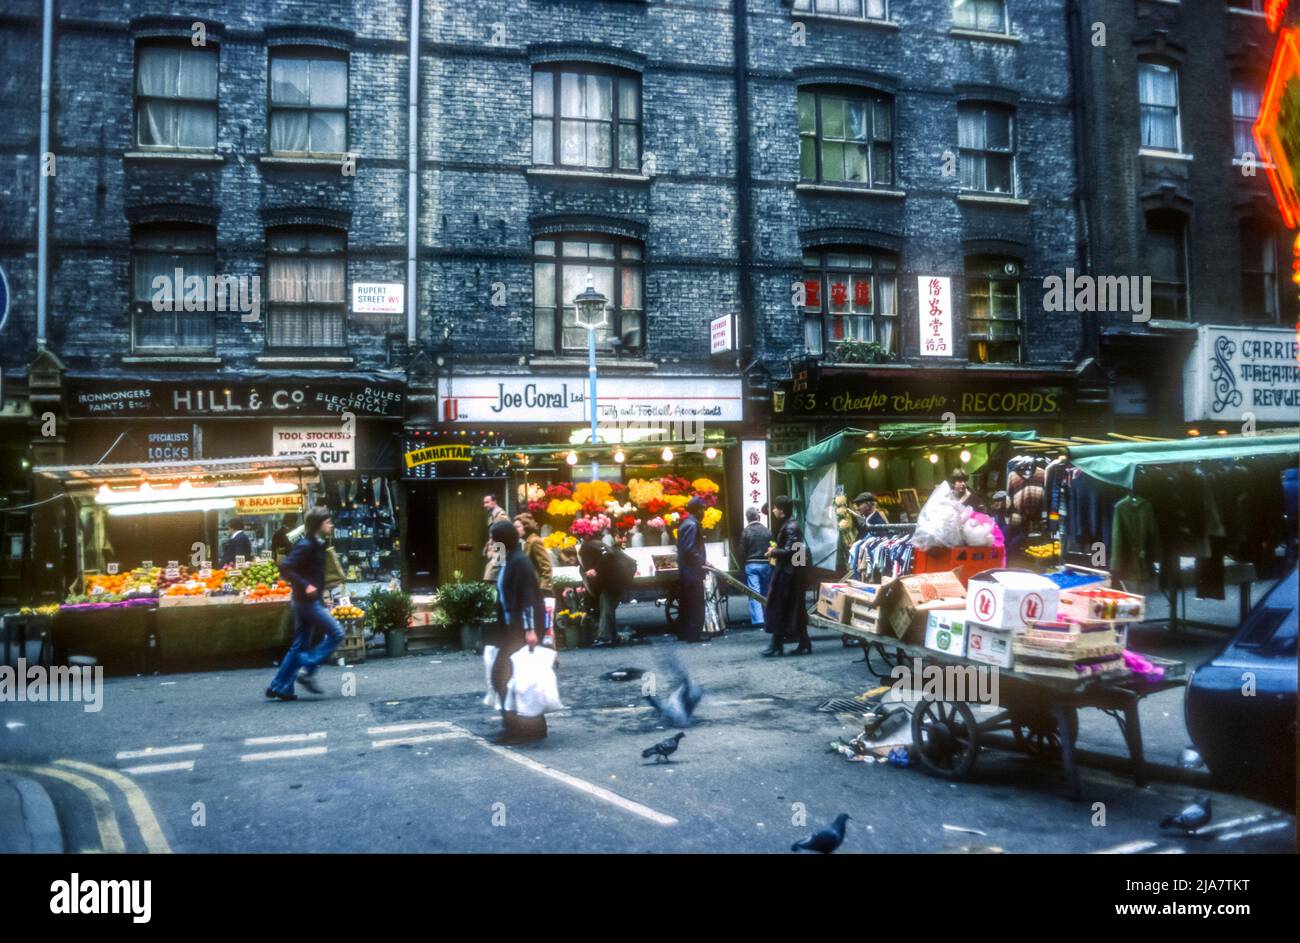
[36,0,53,349]
[407,0,419,346]
[1066,0,1097,361]
[733,0,757,393]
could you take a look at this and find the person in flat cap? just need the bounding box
[850,491,889,536]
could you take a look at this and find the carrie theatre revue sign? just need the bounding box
[1183,325,1300,423]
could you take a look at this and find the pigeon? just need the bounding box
[642,731,685,762]
[1160,797,1212,832]
[791,813,851,853]
[644,651,703,727]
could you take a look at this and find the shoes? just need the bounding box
[267,688,298,701]
[761,646,785,657]
[297,671,322,694]
[789,646,812,656]
[592,639,614,648]
[265,687,277,699]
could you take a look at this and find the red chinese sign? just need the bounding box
[917,275,952,357]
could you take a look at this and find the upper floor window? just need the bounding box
[1241,220,1279,323]
[965,256,1021,364]
[801,249,898,357]
[270,50,348,156]
[953,0,1008,33]
[532,67,641,173]
[1145,210,1189,319]
[1232,82,1262,163]
[135,44,218,149]
[799,89,893,188]
[1139,61,1181,152]
[131,224,216,352]
[266,228,347,349]
[792,0,888,20]
[533,236,644,354]
[958,104,1015,194]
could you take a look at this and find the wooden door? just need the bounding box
[436,483,488,586]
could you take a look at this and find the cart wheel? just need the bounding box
[1011,708,1079,761]
[663,590,679,630]
[863,642,899,680]
[910,699,980,780]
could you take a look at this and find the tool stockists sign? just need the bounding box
[66,380,404,418]
[1183,325,1300,423]
[272,426,357,470]
[437,376,744,424]
[352,283,405,315]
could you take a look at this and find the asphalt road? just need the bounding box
[1,602,1293,854]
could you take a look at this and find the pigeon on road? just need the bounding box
[1160,797,1212,832]
[791,813,851,853]
[644,651,703,727]
[642,731,685,762]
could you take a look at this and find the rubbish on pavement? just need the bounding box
[943,823,989,837]
[886,747,910,767]
[604,667,645,682]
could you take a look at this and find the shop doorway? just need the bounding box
[437,484,488,586]
[404,482,438,591]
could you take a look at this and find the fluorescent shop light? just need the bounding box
[95,479,297,505]
[106,498,237,517]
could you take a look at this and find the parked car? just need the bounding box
[1184,567,1297,796]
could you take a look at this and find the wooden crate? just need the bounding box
[335,619,365,664]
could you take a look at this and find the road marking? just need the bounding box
[121,760,195,775]
[1192,813,1267,835]
[240,746,329,763]
[244,732,327,746]
[1092,840,1158,854]
[1216,821,1290,842]
[56,759,173,855]
[3,763,125,854]
[371,732,470,749]
[366,721,454,736]
[116,743,204,761]
[1152,847,1186,854]
[460,726,677,826]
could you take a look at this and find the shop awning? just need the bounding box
[35,455,322,493]
[783,425,1037,472]
[1066,431,1300,489]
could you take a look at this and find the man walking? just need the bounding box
[675,497,709,643]
[763,495,811,657]
[482,493,509,581]
[219,518,252,568]
[266,507,345,701]
[739,506,773,628]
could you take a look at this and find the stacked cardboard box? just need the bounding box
[1013,619,1126,679]
[962,570,1062,668]
[876,571,966,644]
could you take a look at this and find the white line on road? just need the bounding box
[116,744,204,761]
[1216,821,1290,842]
[244,732,328,746]
[371,732,470,749]
[1092,840,1158,854]
[366,721,455,736]
[1152,847,1186,854]
[121,760,195,775]
[1191,813,1267,835]
[240,746,329,763]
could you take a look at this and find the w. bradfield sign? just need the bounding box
[1182,324,1300,423]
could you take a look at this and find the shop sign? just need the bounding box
[438,376,743,424]
[404,444,472,469]
[783,374,1065,419]
[234,493,305,516]
[1182,324,1300,423]
[710,314,735,354]
[272,426,357,470]
[768,423,812,458]
[144,430,192,461]
[918,276,953,357]
[352,283,404,315]
[741,439,769,514]
[66,380,404,419]
[1256,28,1300,227]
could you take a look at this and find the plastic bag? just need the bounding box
[482,644,501,708]
[505,645,564,718]
[913,482,966,551]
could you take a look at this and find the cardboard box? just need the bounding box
[815,582,851,623]
[1057,587,1145,622]
[966,569,1060,630]
[880,570,967,640]
[965,621,1016,668]
[924,611,969,657]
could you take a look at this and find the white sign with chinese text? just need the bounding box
[741,439,769,520]
[352,283,405,315]
[917,276,953,357]
[1182,324,1300,423]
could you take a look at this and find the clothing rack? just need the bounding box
[860,523,916,532]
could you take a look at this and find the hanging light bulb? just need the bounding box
[928,452,939,464]
[867,455,880,470]
[613,449,626,464]
[139,481,153,494]
[661,447,674,462]
[98,484,112,500]
[704,447,718,460]
[566,450,578,466]
[263,475,276,487]
[959,449,972,464]
[178,480,192,492]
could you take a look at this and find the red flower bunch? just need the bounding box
[660,475,693,496]
[614,514,637,532]
[581,499,605,516]
[643,497,671,516]
[610,482,628,496]
[544,483,573,501]
[527,499,548,515]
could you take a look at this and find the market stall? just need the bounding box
[33,455,323,671]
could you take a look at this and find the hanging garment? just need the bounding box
[1111,494,1162,591]
[1194,537,1226,600]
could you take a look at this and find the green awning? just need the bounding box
[783,425,1037,472]
[1068,432,1300,489]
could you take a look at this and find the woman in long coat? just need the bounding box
[489,520,549,744]
[762,495,812,657]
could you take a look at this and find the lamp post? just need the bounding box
[573,274,609,482]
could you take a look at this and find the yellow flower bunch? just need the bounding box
[546,498,582,519]
[691,477,719,494]
[573,480,614,506]
[627,478,664,506]
[664,494,691,509]
[543,531,578,549]
[702,507,723,530]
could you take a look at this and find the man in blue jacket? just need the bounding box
[675,497,709,643]
[266,507,345,701]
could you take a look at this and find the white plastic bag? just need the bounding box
[505,645,563,718]
[961,515,994,548]
[913,481,965,551]
[482,644,501,708]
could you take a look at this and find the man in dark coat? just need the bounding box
[219,518,252,568]
[594,530,637,646]
[266,508,345,700]
[675,497,709,643]
[490,520,549,744]
[762,495,811,657]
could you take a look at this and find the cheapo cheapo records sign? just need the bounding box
[235,493,305,516]
[272,426,356,470]
[352,283,404,314]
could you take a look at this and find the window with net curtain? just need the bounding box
[799,88,893,188]
[270,51,348,155]
[958,103,1015,194]
[965,256,1021,364]
[266,228,347,349]
[791,0,888,20]
[132,224,217,350]
[1232,81,1262,162]
[1144,210,1189,319]
[135,44,218,149]
[1240,220,1279,322]
[532,67,641,173]
[532,236,644,353]
[1138,61,1181,151]
[801,249,898,357]
[952,0,1007,32]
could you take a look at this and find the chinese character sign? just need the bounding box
[917,275,953,358]
[741,439,769,519]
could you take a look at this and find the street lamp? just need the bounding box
[573,273,609,482]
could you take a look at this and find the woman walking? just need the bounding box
[762,495,812,657]
[489,519,549,744]
[514,512,553,594]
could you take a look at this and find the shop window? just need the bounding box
[958,103,1015,195]
[1145,210,1189,319]
[266,227,347,349]
[1138,60,1181,153]
[135,43,218,150]
[532,67,641,173]
[952,0,1008,33]
[791,0,889,21]
[965,256,1021,364]
[798,88,893,189]
[801,249,898,357]
[1241,220,1279,323]
[269,49,348,156]
[533,236,644,353]
[131,224,217,352]
[1232,81,1262,164]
